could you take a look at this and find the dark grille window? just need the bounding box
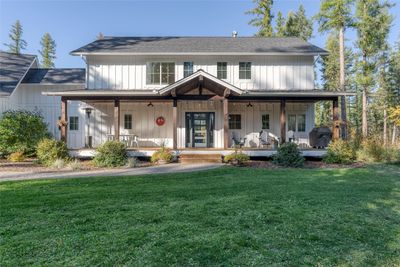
[184,62,193,77]
[239,62,251,79]
[124,114,132,130]
[217,62,227,79]
[262,114,270,129]
[229,114,241,129]
[69,116,79,131]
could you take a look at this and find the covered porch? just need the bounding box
[45,70,350,155]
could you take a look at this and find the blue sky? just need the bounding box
[1,0,399,68]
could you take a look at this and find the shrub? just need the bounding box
[0,110,49,156]
[69,159,82,171]
[224,147,249,166]
[273,142,304,167]
[357,138,386,163]
[7,151,25,162]
[36,138,69,166]
[127,157,139,168]
[151,145,174,164]
[52,158,66,169]
[93,141,127,167]
[323,140,355,164]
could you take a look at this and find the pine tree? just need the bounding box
[4,20,27,54]
[283,6,313,41]
[355,0,393,137]
[39,33,56,68]
[247,0,274,37]
[316,0,355,138]
[275,11,286,37]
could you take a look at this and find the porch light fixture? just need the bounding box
[246,102,253,108]
[147,102,154,107]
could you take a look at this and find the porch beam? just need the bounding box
[280,99,286,144]
[60,96,68,142]
[114,99,120,141]
[173,99,177,150]
[223,98,229,149]
[333,97,340,140]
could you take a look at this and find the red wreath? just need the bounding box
[156,116,165,126]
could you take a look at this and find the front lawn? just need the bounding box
[1,165,400,266]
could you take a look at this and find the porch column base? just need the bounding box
[333,97,340,140]
[61,96,68,142]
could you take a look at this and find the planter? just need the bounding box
[157,159,168,165]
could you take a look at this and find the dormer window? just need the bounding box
[146,62,175,85]
[239,62,251,80]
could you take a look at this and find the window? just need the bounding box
[262,114,270,129]
[146,62,175,85]
[288,115,296,131]
[124,114,132,130]
[229,114,241,129]
[288,114,306,132]
[297,114,306,132]
[239,62,251,79]
[183,62,193,77]
[217,62,227,79]
[69,116,79,131]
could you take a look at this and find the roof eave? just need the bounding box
[71,51,329,56]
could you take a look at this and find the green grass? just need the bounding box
[1,165,400,266]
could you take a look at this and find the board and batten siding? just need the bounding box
[87,55,315,91]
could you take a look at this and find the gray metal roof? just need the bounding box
[71,36,328,55]
[0,51,36,95]
[22,68,86,84]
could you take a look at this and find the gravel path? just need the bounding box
[0,163,223,182]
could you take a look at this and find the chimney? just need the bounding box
[232,31,238,38]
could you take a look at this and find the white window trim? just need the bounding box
[238,62,252,80]
[145,61,176,86]
[217,62,228,80]
[261,113,271,130]
[287,113,306,132]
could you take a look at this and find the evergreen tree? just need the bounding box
[283,6,313,41]
[275,11,286,37]
[4,20,27,54]
[316,0,355,138]
[39,33,56,68]
[247,0,274,37]
[355,0,393,137]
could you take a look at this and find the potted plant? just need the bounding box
[151,143,174,164]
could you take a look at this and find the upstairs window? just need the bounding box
[69,116,79,131]
[124,114,132,130]
[146,62,175,85]
[183,62,193,77]
[229,114,241,129]
[239,62,251,79]
[217,62,227,79]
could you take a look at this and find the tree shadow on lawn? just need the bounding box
[0,165,400,266]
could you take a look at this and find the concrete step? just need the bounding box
[179,154,223,163]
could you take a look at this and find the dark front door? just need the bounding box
[185,112,215,148]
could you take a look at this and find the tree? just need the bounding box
[275,11,286,37]
[39,33,56,68]
[3,20,27,54]
[316,0,355,139]
[355,0,393,137]
[247,0,274,37]
[282,5,313,41]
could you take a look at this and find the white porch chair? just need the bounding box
[231,132,247,148]
[258,130,279,149]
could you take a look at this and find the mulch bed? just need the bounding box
[245,160,365,169]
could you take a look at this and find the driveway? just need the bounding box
[0,163,223,182]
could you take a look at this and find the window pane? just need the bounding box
[262,114,270,129]
[184,62,193,77]
[297,115,306,132]
[239,62,251,79]
[69,116,79,131]
[217,62,227,79]
[147,62,174,84]
[124,114,132,130]
[229,114,241,129]
[288,115,296,131]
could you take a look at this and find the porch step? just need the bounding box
[179,154,223,164]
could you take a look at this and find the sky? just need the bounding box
[0,0,399,68]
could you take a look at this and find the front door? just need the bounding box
[185,112,215,148]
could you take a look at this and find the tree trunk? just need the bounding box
[383,107,387,146]
[339,27,347,139]
[362,54,368,138]
[392,125,397,145]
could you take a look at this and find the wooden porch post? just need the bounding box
[280,99,286,144]
[333,97,340,140]
[223,98,229,149]
[172,99,177,150]
[114,99,120,141]
[60,96,68,142]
